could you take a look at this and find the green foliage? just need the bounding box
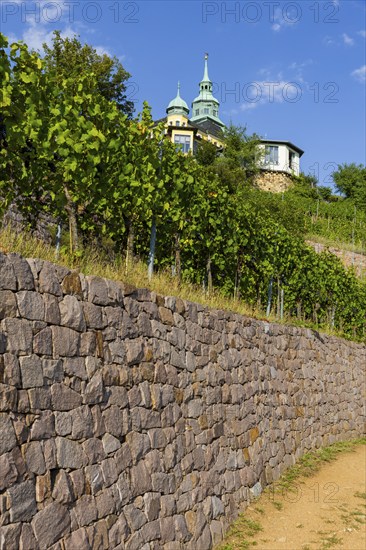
[332,163,366,210]
[43,30,134,117]
[1,34,365,341]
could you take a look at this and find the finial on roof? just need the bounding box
[203,53,210,81]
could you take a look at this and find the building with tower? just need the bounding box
[158,54,304,191]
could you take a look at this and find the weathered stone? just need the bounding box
[159,306,174,326]
[108,513,130,546]
[3,318,33,353]
[126,339,144,365]
[0,382,17,411]
[74,495,98,527]
[52,469,75,504]
[43,292,61,324]
[33,327,53,355]
[38,262,62,295]
[102,433,121,455]
[87,276,109,305]
[42,358,63,382]
[31,502,71,549]
[8,480,37,522]
[80,332,96,356]
[51,383,82,410]
[56,437,88,469]
[95,486,116,518]
[10,254,34,290]
[61,271,82,297]
[84,463,104,494]
[59,294,86,331]
[16,291,44,321]
[51,326,80,356]
[82,302,106,329]
[0,290,18,319]
[24,440,46,474]
[19,523,38,550]
[28,387,51,410]
[102,404,124,437]
[130,461,152,497]
[43,438,57,469]
[36,470,51,502]
[144,492,161,521]
[0,413,17,454]
[0,523,22,550]
[124,503,148,530]
[2,353,21,387]
[0,254,16,290]
[82,437,105,463]
[84,373,104,404]
[30,410,55,440]
[0,452,18,490]
[70,468,85,499]
[19,354,43,388]
[69,405,93,439]
[64,527,90,550]
[86,518,109,550]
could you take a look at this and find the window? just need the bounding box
[213,110,217,116]
[265,145,279,165]
[169,121,172,126]
[289,151,295,169]
[174,134,191,153]
[204,108,209,114]
[195,109,199,116]
[175,121,180,126]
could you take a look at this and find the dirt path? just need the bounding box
[227,446,366,550]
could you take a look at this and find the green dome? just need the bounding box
[166,82,189,115]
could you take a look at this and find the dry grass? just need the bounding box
[0,226,360,342]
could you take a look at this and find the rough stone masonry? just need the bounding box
[0,251,365,549]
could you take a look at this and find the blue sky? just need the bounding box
[2,0,365,187]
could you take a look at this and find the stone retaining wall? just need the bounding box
[255,170,294,193]
[0,252,365,549]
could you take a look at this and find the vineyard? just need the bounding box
[1,33,365,341]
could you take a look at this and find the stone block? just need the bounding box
[64,527,90,550]
[51,326,80,356]
[43,293,61,324]
[82,302,106,329]
[84,373,104,404]
[51,383,82,411]
[0,523,22,550]
[102,433,120,455]
[70,406,93,439]
[0,452,18,490]
[126,339,144,365]
[3,318,33,353]
[31,502,71,549]
[10,254,34,290]
[19,523,38,550]
[0,382,17,411]
[144,492,161,521]
[8,479,37,522]
[74,495,98,527]
[56,437,88,469]
[102,404,124,438]
[19,354,43,388]
[82,437,105,464]
[2,353,21,387]
[24,440,46,474]
[59,294,86,331]
[42,358,63,382]
[0,413,17,454]
[0,254,16,290]
[39,261,63,296]
[33,327,53,355]
[108,512,130,546]
[16,291,44,321]
[28,387,51,410]
[130,461,152,497]
[0,290,17,319]
[124,504,148,530]
[52,469,75,504]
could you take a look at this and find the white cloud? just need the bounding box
[342,33,354,46]
[323,35,335,46]
[271,6,299,32]
[358,30,366,38]
[351,65,366,83]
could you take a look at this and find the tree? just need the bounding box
[332,163,366,209]
[43,31,134,118]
